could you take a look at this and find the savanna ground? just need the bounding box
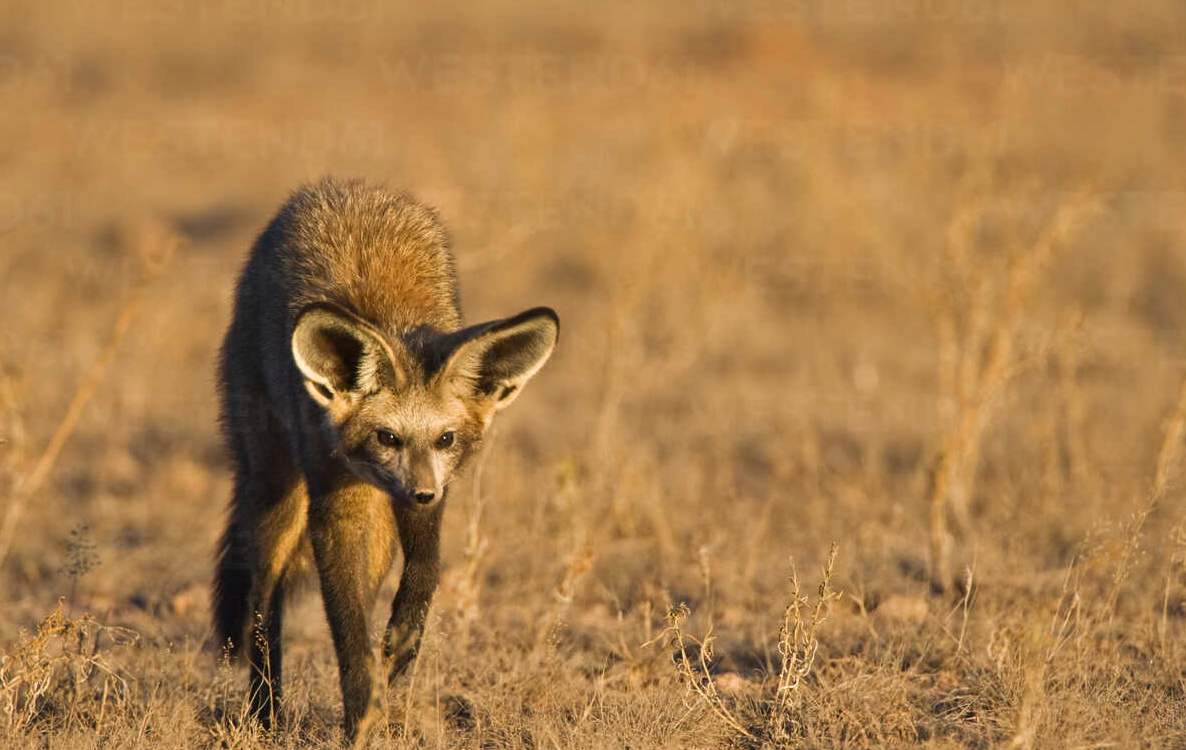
[2,1,1186,747]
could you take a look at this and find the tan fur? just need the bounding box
[212,178,558,743]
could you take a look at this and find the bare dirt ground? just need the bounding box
[2,1,1185,747]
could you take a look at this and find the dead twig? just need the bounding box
[0,225,177,570]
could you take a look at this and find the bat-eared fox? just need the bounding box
[213,178,558,744]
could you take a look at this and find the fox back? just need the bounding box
[224,179,460,442]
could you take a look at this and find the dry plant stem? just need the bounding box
[935,305,959,415]
[1056,312,1089,484]
[955,561,974,654]
[698,545,714,627]
[0,347,23,503]
[535,544,596,649]
[770,542,839,741]
[663,604,756,741]
[1046,561,1082,662]
[928,190,1096,592]
[928,451,954,591]
[771,561,804,736]
[0,296,142,571]
[0,231,175,571]
[0,348,19,432]
[1012,558,1083,748]
[1104,375,1186,622]
[1152,376,1186,501]
[0,600,137,732]
[2,231,176,573]
[649,544,841,744]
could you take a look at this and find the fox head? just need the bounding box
[291,303,558,508]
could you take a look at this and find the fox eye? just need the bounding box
[435,431,455,450]
[376,430,402,449]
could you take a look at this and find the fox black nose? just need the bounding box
[412,490,436,505]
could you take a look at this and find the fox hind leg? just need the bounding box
[214,385,305,728]
[245,480,307,727]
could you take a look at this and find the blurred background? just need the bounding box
[1,0,1185,746]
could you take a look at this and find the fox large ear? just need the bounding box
[292,304,402,408]
[440,307,559,418]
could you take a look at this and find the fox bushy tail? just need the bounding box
[213,521,252,657]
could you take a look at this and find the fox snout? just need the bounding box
[386,477,443,512]
[404,449,442,506]
[342,455,442,509]
[392,486,439,509]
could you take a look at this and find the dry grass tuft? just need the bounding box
[928,186,1097,591]
[651,542,840,745]
[0,600,139,734]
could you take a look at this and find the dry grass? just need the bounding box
[3,0,1186,747]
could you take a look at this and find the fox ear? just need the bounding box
[440,307,559,417]
[292,304,402,407]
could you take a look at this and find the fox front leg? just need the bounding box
[308,490,387,743]
[383,500,444,681]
